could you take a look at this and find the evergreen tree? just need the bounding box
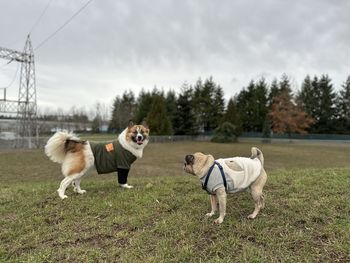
[254,78,269,132]
[297,75,339,133]
[212,85,225,128]
[151,86,164,97]
[211,122,238,143]
[222,97,242,135]
[336,76,350,133]
[146,95,172,135]
[298,75,316,116]
[268,74,293,110]
[236,81,255,132]
[279,73,293,96]
[109,96,121,132]
[265,78,281,138]
[316,75,337,133]
[192,77,224,133]
[193,78,207,133]
[236,79,268,132]
[108,90,136,132]
[268,78,279,108]
[135,89,153,123]
[165,89,177,129]
[174,83,197,135]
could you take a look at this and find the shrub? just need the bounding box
[211,122,238,143]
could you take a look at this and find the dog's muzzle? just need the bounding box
[133,133,145,145]
[136,135,143,145]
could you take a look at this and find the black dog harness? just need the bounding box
[201,161,227,194]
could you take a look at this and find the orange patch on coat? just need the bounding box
[105,143,114,152]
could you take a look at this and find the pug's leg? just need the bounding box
[248,169,267,219]
[206,194,218,217]
[214,187,227,224]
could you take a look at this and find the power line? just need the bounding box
[29,0,54,35]
[0,0,53,50]
[34,0,94,51]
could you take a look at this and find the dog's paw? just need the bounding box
[77,190,86,194]
[59,195,68,200]
[247,213,257,219]
[57,189,68,199]
[206,212,215,217]
[120,184,134,189]
[213,217,224,224]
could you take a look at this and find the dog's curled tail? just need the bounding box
[251,147,264,166]
[45,131,80,163]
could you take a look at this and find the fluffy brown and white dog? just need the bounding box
[45,121,149,199]
[183,147,267,224]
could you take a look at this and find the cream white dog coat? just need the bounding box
[200,157,262,194]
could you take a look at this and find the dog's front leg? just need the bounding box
[214,187,226,224]
[206,194,217,217]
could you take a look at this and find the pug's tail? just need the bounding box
[251,147,264,166]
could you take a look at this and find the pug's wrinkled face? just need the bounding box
[183,153,196,175]
[183,152,214,177]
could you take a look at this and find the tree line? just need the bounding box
[109,74,350,136]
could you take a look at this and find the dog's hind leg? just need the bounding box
[247,169,267,219]
[248,189,263,219]
[58,177,73,199]
[73,177,86,194]
[57,174,80,199]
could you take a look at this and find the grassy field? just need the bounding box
[1,140,350,262]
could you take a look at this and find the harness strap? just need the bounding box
[217,162,228,190]
[202,161,227,194]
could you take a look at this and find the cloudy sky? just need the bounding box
[0,0,349,114]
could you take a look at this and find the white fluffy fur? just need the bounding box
[118,128,148,158]
[44,131,80,164]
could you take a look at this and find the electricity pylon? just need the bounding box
[0,35,38,148]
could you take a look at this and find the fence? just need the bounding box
[149,135,210,143]
[0,137,47,150]
[242,132,350,141]
[1,133,350,150]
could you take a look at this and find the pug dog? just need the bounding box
[183,147,267,224]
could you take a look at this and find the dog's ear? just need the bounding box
[128,120,134,129]
[141,119,149,129]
